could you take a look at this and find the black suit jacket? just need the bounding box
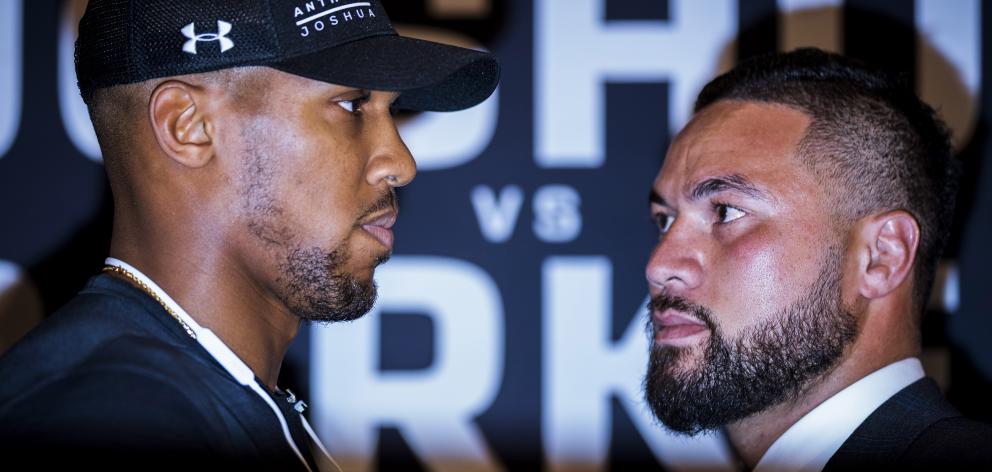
[823,377,992,470]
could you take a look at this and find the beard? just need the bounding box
[643,247,858,435]
[274,192,396,324]
[241,132,394,323]
[277,245,381,323]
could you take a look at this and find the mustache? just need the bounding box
[647,293,717,332]
[358,190,398,221]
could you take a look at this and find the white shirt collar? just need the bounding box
[105,258,205,333]
[104,257,257,385]
[753,357,925,472]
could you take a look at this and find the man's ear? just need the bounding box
[856,210,920,300]
[148,80,214,168]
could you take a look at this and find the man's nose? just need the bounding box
[365,115,417,188]
[645,221,704,295]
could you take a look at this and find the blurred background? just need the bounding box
[0,0,989,470]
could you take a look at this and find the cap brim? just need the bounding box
[268,34,499,112]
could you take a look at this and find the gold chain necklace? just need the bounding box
[103,265,197,340]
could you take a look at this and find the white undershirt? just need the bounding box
[753,357,925,472]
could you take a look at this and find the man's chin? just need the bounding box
[330,280,378,323]
[289,277,379,324]
[653,344,706,373]
[373,251,392,268]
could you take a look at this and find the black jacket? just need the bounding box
[0,274,319,470]
[823,377,992,470]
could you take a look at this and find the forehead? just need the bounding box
[221,67,344,100]
[230,68,323,100]
[656,100,814,199]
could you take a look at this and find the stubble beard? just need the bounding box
[643,248,858,435]
[271,192,395,323]
[241,126,388,324]
[277,245,381,323]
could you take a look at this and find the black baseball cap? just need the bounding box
[75,0,500,112]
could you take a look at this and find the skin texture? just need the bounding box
[645,100,921,467]
[96,67,416,389]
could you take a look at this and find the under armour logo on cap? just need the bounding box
[181,20,234,55]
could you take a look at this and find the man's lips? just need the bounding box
[360,211,397,250]
[652,309,710,345]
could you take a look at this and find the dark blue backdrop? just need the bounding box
[0,1,989,470]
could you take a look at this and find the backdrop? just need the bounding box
[0,1,989,470]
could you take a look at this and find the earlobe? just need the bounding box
[858,211,920,300]
[149,81,214,168]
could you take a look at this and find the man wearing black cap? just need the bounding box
[0,0,498,469]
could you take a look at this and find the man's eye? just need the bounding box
[716,204,746,223]
[655,213,674,233]
[336,94,369,114]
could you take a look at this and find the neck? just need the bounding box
[110,228,300,390]
[724,307,918,468]
[724,363,864,467]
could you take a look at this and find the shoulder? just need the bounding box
[0,275,180,367]
[901,416,992,466]
[2,335,221,433]
[0,276,202,406]
[0,336,243,466]
[0,333,237,434]
[827,377,992,469]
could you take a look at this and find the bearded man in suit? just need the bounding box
[644,48,992,470]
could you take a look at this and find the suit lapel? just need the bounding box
[823,377,960,470]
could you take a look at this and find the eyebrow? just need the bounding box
[649,174,772,208]
[687,174,771,202]
[649,190,667,207]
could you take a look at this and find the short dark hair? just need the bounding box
[695,48,958,315]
